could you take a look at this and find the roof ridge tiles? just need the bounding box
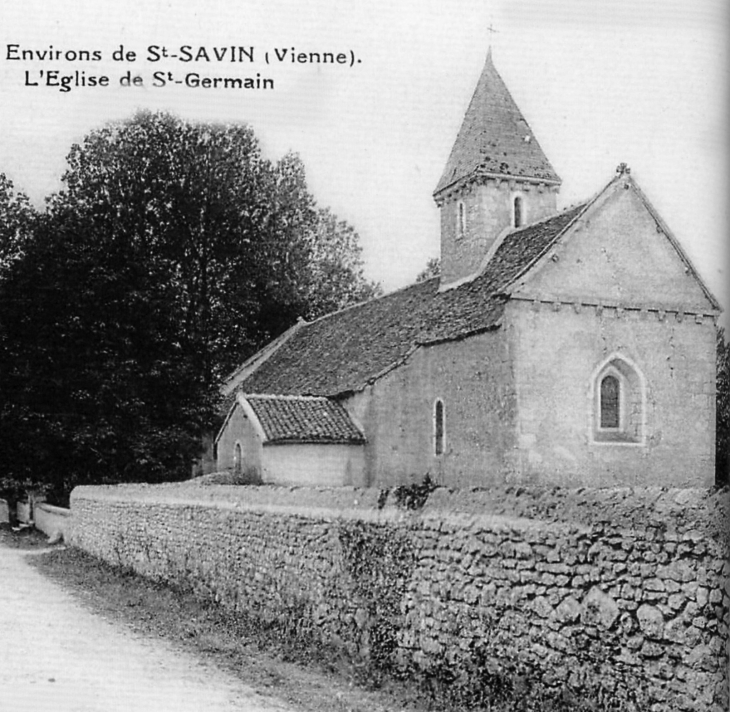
[301,275,439,329]
[243,393,329,402]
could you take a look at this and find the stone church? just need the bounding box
[215,49,720,489]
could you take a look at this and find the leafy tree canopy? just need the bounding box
[0,111,379,504]
[416,256,440,283]
[0,173,37,276]
[302,207,382,319]
[49,111,376,383]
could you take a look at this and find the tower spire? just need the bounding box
[434,51,562,288]
[434,51,560,197]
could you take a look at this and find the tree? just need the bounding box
[49,111,378,382]
[300,208,382,319]
[416,256,440,283]
[0,211,217,505]
[0,112,378,503]
[0,173,36,277]
[50,112,310,385]
[0,176,39,517]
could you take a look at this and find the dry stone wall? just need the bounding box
[69,482,729,711]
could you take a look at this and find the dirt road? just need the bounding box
[0,544,296,711]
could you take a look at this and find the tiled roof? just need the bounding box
[237,204,585,397]
[435,50,560,196]
[245,394,365,444]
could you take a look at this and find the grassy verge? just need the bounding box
[15,538,425,712]
[0,523,54,549]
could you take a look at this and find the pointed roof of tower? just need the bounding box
[434,49,561,196]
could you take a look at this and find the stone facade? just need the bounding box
[502,178,718,486]
[344,328,517,488]
[332,284,716,489]
[69,482,729,711]
[439,180,558,287]
[507,301,717,486]
[263,443,366,487]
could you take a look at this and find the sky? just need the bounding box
[0,0,727,313]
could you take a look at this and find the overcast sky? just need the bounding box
[0,0,727,312]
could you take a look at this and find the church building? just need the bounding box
[215,49,720,489]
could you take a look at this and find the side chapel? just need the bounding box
[215,49,720,489]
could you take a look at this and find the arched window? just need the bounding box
[592,355,645,444]
[600,374,620,429]
[457,200,466,239]
[513,195,524,228]
[434,399,445,455]
[233,442,242,474]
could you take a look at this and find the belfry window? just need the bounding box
[434,399,445,455]
[513,196,524,228]
[457,200,466,239]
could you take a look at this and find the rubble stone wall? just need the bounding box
[69,482,729,711]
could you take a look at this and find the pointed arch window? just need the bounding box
[592,356,645,445]
[434,399,445,456]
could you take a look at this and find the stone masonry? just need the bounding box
[69,482,729,711]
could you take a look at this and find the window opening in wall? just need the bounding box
[600,374,620,429]
[434,399,445,455]
[457,200,466,239]
[513,195,524,228]
[233,442,242,474]
[592,355,645,445]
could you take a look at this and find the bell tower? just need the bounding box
[434,49,562,288]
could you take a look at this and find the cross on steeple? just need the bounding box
[487,20,499,48]
[486,18,499,57]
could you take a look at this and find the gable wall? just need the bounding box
[215,404,263,481]
[506,300,716,486]
[344,328,519,487]
[519,185,715,312]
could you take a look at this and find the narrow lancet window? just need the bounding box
[434,399,445,455]
[457,201,466,239]
[513,196,524,228]
[234,442,242,474]
[600,375,620,429]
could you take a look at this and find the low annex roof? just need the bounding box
[243,394,365,444]
[234,203,586,398]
